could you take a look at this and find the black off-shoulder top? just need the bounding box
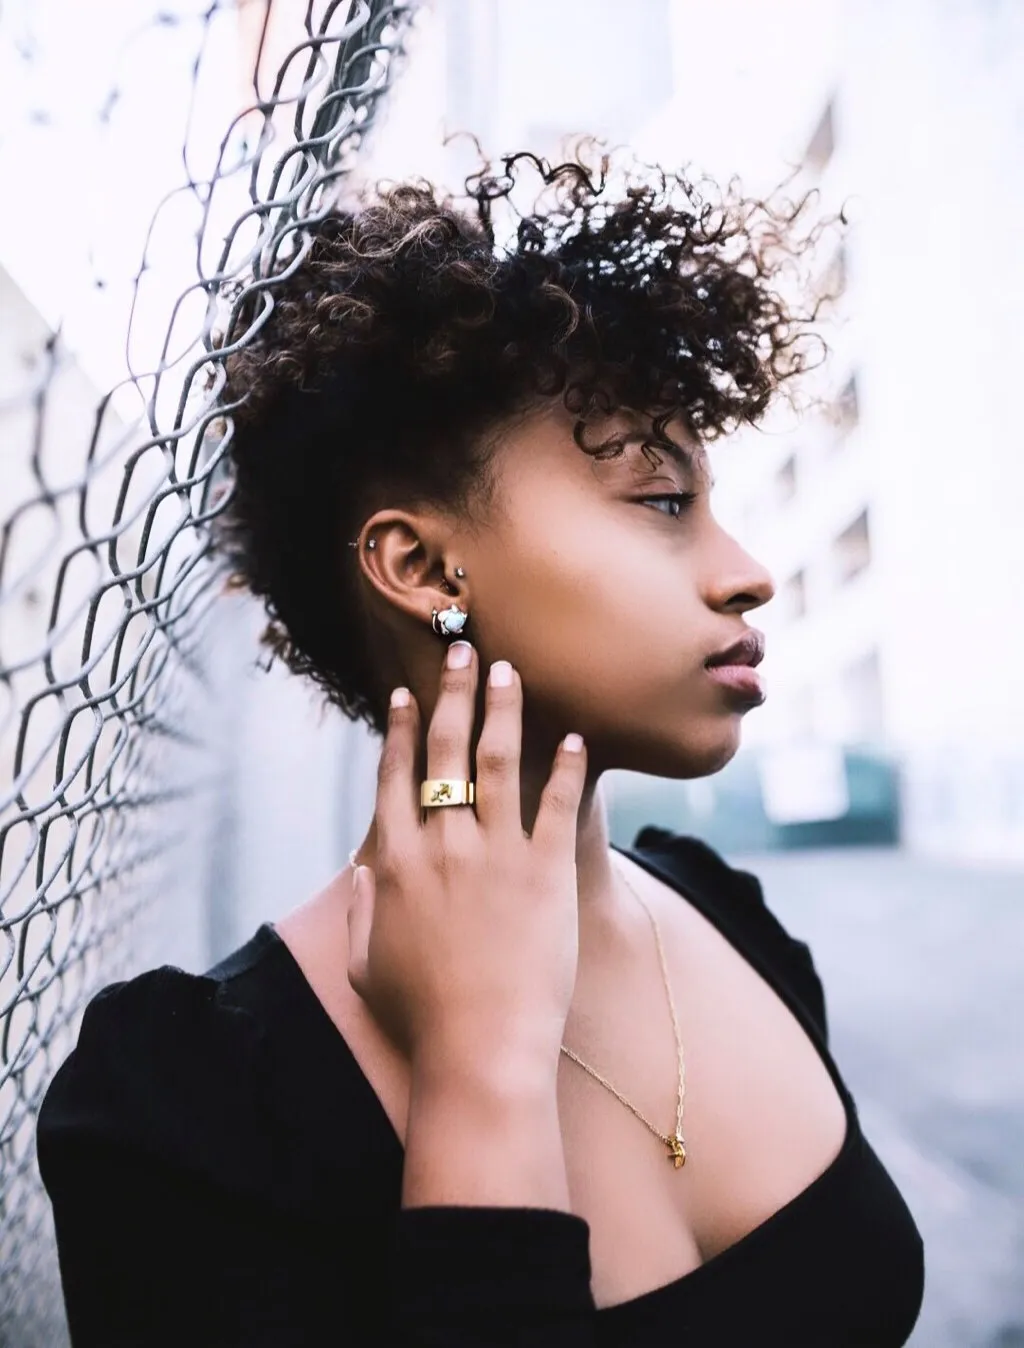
[36,826,925,1346]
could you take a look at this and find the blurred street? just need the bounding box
[731,847,1024,1348]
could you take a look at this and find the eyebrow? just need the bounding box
[620,428,716,490]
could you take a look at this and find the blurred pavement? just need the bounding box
[732,847,1024,1348]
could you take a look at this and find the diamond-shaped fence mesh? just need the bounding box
[0,2,420,1340]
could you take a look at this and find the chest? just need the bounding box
[276,874,848,1311]
[554,884,849,1306]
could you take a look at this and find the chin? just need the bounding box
[675,734,741,780]
[620,718,744,780]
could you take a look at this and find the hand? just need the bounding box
[346,642,588,1083]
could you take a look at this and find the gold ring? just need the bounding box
[420,779,476,809]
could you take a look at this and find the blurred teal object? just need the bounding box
[608,746,901,854]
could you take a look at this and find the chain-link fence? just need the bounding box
[0,3,420,1340]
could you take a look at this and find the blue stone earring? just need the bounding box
[432,603,468,638]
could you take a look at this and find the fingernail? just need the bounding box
[390,687,410,708]
[447,641,473,669]
[563,733,584,753]
[489,660,513,687]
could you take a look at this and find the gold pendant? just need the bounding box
[667,1133,687,1168]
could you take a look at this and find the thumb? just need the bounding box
[346,865,375,1000]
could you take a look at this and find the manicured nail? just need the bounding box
[489,660,513,687]
[563,733,584,753]
[390,687,410,708]
[447,641,473,668]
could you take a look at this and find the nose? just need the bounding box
[704,525,775,614]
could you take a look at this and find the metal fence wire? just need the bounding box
[0,2,420,1340]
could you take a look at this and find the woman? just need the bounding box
[37,147,925,1345]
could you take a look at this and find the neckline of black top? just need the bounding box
[256,838,863,1317]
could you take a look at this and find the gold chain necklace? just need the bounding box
[560,857,688,1169]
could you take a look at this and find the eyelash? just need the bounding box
[641,491,698,519]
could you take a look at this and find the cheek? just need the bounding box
[499,559,690,708]
[491,503,693,651]
[477,493,704,697]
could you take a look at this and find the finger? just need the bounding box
[346,866,374,999]
[473,660,523,835]
[375,687,421,861]
[531,734,587,856]
[423,640,477,827]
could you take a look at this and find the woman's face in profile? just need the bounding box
[466,402,776,782]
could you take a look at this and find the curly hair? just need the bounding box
[210,141,833,738]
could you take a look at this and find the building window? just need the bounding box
[782,568,807,620]
[828,373,860,442]
[819,243,848,312]
[840,648,884,742]
[776,454,797,504]
[804,100,835,174]
[833,508,871,583]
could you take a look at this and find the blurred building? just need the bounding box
[631,0,1024,864]
[359,0,1024,866]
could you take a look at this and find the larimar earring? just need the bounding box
[432,604,469,638]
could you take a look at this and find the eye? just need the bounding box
[640,491,698,519]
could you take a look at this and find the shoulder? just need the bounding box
[630,825,829,1041]
[632,825,768,911]
[37,950,274,1190]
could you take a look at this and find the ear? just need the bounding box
[350,508,467,631]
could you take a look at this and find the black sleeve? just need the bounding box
[37,970,597,1347]
[394,1207,596,1346]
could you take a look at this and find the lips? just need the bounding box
[704,629,766,705]
[705,630,765,669]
